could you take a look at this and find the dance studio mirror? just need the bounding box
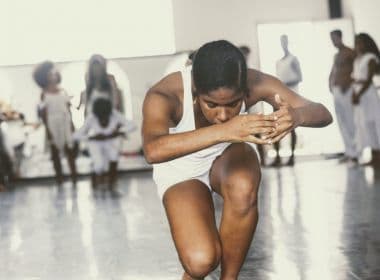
[257,19,355,157]
[0,0,176,178]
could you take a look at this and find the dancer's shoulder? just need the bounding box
[247,69,281,105]
[248,68,281,85]
[147,72,183,102]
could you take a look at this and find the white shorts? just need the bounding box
[153,142,257,200]
[154,164,216,201]
[88,139,120,174]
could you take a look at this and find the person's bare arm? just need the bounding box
[77,91,85,110]
[247,69,332,142]
[142,73,276,164]
[329,54,337,92]
[38,92,53,140]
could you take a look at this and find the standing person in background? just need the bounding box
[274,35,302,166]
[240,45,267,166]
[33,61,77,186]
[77,54,124,116]
[352,33,380,166]
[329,29,357,164]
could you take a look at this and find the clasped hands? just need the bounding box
[223,94,301,145]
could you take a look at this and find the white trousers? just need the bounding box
[88,139,120,174]
[352,85,380,153]
[332,86,357,158]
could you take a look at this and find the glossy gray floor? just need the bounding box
[1,160,379,280]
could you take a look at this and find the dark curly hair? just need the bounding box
[330,29,342,38]
[86,54,112,100]
[192,40,247,95]
[33,61,61,89]
[93,98,112,121]
[355,33,380,60]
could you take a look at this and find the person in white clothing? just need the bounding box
[77,54,123,116]
[352,33,380,166]
[73,99,135,190]
[329,29,358,163]
[33,61,77,185]
[142,40,332,279]
[274,35,302,166]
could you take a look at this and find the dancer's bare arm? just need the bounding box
[247,69,333,142]
[142,73,276,164]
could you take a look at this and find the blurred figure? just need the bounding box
[239,46,250,61]
[0,114,13,191]
[33,61,77,186]
[352,33,380,166]
[73,99,135,191]
[78,54,124,116]
[329,29,357,164]
[274,35,302,166]
[1,110,27,178]
[185,50,196,67]
[240,45,267,166]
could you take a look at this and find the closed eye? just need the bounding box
[226,100,242,108]
[206,102,217,108]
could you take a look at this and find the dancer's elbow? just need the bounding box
[143,142,166,164]
[143,144,159,164]
[317,104,333,127]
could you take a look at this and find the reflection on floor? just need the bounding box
[20,154,150,178]
[1,160,379,280]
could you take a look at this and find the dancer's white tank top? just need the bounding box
[152,66,247,196]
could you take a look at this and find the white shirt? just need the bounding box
[276,54,301,85]
[73,110,135,141]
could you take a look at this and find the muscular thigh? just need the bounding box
[209,143,261,196]
[163,180,220,260]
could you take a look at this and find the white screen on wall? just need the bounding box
[0,0,176,66]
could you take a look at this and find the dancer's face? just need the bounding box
[355,38,365,54]
[92,63,105,79]
[196,88,244,124]
[47,67,61,85]
[99,116,110,128]
[330,34,342,48]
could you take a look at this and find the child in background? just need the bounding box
[33,61,77,186]
[73,98,135,191]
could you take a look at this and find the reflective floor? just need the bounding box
[1,160,379,280]
[20,154,150,179]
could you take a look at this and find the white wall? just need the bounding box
[0,0,175,66]
[172,0,329,67]
[342,0,380,44]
